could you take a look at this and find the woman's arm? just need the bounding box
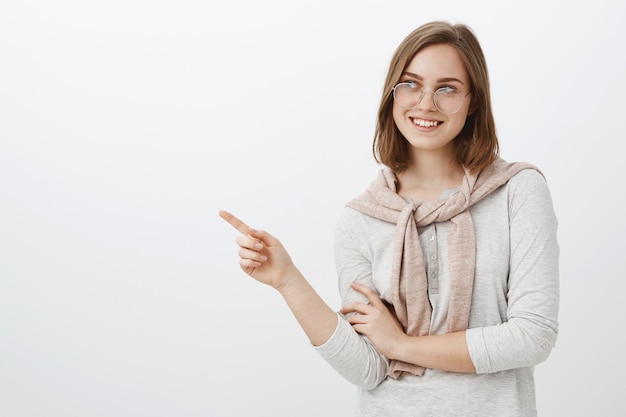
[221,210,389,388]
[219,210,338,346]
[465,170,559,373]
[342,283,476,373]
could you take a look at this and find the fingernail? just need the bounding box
[260,255,267,261]
[255,243,263,250]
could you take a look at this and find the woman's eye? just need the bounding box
[439,86,457,92]
[406,81,422,91]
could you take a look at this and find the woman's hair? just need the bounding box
[373,21,499,173]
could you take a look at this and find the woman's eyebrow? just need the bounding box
[437,77,465,85]
[402,72,465,85]
[402,72,423,80]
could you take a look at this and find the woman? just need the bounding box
[220,21,559,417]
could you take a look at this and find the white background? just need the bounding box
[1,1,625,416]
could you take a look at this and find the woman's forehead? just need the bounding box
[403,44,469,84]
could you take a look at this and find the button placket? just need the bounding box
[426,224,439,294]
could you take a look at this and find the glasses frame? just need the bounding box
[392,82,471,115]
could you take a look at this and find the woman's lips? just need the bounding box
[410,117,442,128]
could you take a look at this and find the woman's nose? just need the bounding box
[416,90,437,111]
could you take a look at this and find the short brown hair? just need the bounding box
[373,21,499,173]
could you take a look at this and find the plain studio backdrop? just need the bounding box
[1,1,624,416]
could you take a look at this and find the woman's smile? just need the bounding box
[410,117,442,129]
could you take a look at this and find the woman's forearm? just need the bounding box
[394,331,476,373]
[278,267,338,347]
[342,283,475,373]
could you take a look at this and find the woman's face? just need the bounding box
[392,43,472,159]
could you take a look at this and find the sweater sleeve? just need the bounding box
[313,209,389,389]
[466,170,560,374]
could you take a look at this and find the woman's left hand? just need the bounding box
[340,283,407,359]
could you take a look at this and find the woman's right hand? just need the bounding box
[219,210,297,291]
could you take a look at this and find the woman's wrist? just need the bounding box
[275,265,304,294]
[388,333,414,362]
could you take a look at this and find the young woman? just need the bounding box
[220,21,559,417]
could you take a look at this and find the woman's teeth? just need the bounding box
[413,118,439,127]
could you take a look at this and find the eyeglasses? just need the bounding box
[392,82,470,115]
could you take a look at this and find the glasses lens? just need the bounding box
[434,88,464,114]
[393,83,421,109]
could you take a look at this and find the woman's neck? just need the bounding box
[396,152,464,202]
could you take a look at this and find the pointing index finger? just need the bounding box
[219,210,253,235]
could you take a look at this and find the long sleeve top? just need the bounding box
[315,169,560,417]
